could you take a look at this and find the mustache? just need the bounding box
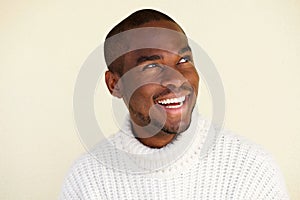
[153,83,194,100]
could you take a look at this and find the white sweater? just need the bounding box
[60,113,289,199]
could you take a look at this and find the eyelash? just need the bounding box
[142,63,162,71]
[142,56,192,71]
[178,56,192,64]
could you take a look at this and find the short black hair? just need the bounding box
[104,9,183,75]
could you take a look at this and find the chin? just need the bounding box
[168,103,196,133]
[162,116,192,134]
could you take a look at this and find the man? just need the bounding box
[60,9,289,199]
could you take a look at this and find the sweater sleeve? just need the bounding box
[221,132,290,200]
[254,155,290,200]
[241,150,290,200]
[58,152,108,200]
[59,160,83,200]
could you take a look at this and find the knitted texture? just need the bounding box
[60,115,289,200]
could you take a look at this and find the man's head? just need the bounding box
[104,9,199,145]
[104,9,185,75]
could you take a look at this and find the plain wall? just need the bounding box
[0,0,299,199]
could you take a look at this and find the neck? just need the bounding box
[131,124,177,148]
[137,132,177,148]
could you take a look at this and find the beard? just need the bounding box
[128,102,195,135]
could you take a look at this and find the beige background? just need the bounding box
[1,0,299,199]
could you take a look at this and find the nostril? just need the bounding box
[166,84,176,91]
[161,78,186,89]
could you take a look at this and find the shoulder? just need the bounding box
[213,130,282,176]
[65,135,120,176]
[215,130,270,158]
[59,137,117,199]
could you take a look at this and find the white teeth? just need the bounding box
[157,96,186,105]
[166,102,183,108]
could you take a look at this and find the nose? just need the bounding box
[160,66,186,89]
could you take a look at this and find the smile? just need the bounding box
[156,96,186,109]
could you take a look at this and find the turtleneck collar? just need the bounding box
[109,110,216,175]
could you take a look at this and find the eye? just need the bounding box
[142,63,162,71]
[178,56,192,64]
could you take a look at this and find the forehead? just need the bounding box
[122,22,189,68]
[125,21,188,54]
[105,21,189,68]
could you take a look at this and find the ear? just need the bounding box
[105,70,123,98]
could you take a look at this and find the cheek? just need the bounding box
[127,85,156,109]
[194,75,200,95]
[183,70,200,90]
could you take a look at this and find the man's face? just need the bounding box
[119,20,199,135]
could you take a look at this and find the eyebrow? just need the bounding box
[136,55,162,65]
[178,45,192,54]
[135,45,192,65]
